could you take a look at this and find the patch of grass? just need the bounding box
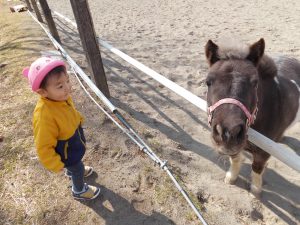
[154,176,180,205]
[142,129,154,139]
[148,138,162,153]
[2,158,17,175]
[154,168,204,223]
[186,211,197,221]
[0,1,59,224]
[111,147,123,158]
[170,166,205,213]
[186,190,205,211]
[143,165,154,174]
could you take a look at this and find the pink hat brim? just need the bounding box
[31,60,66,91]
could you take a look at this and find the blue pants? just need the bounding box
[66,161,84,192]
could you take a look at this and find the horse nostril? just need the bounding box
[237,125,245,140]
[213,124,222,136]
[213,124,229,143]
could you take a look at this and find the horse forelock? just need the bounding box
[215,39,277,80]
[217,39,250,60]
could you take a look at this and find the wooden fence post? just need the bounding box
[24,0,33,12]
[39,0,61,44]
[30,0,43,23]
[69,0,110,97]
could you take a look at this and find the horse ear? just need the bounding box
[205,40,220,66]
[246,38,265,66]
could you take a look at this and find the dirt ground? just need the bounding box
[1,0,300,224]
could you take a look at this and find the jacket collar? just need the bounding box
[41,96,72,106]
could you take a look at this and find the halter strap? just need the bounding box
[207,98,257,128]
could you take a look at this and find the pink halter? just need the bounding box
[207,98,258,128]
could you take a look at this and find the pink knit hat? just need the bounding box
[22,57,66,91]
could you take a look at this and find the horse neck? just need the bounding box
[256,55,279,111]
[253,55,300,139]
[253,56,281,135]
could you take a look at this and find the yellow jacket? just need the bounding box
[33,96,85,173]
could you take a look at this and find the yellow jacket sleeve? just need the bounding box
[33,110,65,173]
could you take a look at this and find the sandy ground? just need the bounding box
[3,0,300,224]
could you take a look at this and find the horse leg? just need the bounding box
[251,150,270,196]
[224,152,243,184]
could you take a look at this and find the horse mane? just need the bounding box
[257,55,277,79]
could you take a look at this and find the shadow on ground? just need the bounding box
[80,174,176,225]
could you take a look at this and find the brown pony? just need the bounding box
[205,38,300,196]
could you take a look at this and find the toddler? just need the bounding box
[23,57,100,200]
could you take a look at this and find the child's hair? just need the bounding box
[39,66,66,89]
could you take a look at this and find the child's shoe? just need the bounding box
[65,166,94,178]
[72,183,100,200]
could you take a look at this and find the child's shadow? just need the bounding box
[80,173,176,225]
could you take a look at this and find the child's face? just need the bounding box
[38,72,71,101]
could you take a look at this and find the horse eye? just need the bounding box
[206,79,212,86]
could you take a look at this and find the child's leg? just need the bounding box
[67,161,100,200]
[66,161,85,192]
[65,165,94,178]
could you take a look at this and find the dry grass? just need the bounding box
[0,1,71,224]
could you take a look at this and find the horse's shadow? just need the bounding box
[54,20,300,224]
[80,174,176,225]
[280,136,300,156]
[235,163,300,225]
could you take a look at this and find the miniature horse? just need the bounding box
[205,38,300,195]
